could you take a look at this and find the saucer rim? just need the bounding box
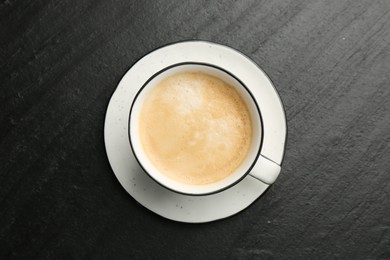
[104,40,286,223]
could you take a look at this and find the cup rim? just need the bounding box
[128,62,264,196]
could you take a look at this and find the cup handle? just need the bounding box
[249,155,281,185]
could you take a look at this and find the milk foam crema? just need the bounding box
[139,72,253,185]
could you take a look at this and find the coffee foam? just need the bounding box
[139,71,252,185]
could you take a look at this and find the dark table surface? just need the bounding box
[1,0,390,259]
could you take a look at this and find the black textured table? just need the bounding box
[1,0,390,259]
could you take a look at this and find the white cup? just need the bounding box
[129,63,280,195]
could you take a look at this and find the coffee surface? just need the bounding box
[139,71,252,185]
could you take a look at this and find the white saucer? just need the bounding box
[104,41,287,223]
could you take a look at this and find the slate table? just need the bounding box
[1,0,390,259]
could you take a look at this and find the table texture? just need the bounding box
[1,0,390,259]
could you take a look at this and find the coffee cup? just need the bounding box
[129,62,280,195]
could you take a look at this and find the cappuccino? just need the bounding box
[139,71,252,185]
